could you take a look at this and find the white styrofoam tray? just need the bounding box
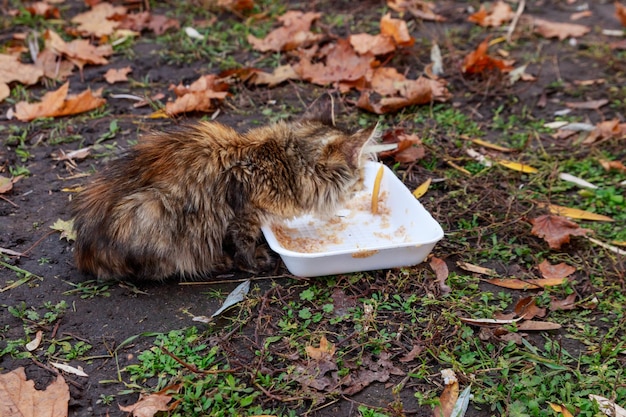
[261,161,444,277]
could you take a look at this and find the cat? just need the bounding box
[71,119,379,280]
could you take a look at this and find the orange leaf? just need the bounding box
[468,1,514,27]
[0,367,69,417]
[386,0,446,22]
[44,29,112,68]
[247,11,322,52]
[484,278,540,290]
[305,336,336,360]
[432,369,458,417]
[349,33,396,55]
[616,2,626,26]
[165,74,230,116]
[380,13,414,47]
[529,214,591,250]
[599,159,626,173]
[0,54,44,88]
[252,65,300,87]
[26,1,61,19]
[104,66,132,84]
[527,278,569,288]
[462,38,513,74]
[550,294,577,311]
[537,260,576,280]
[533,18,590,40]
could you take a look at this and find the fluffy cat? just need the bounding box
[71,119,379,280]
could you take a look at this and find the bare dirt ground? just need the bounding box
[1,1,625,416]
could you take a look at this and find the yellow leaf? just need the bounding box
[612,240,626,246]
[61,186,84,193]
[548,403,574,417]
[548,204,614,222]
[149,108,170,119]
[484,278,540,290]
[471,138,514,152]
[50,218,76,241]
[497,159,538,173]
[446,160,472,176]
[412,177,432,199]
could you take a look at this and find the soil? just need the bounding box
[1,1,625,416]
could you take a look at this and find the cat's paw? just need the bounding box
[254,244,276,272]
[234,245,275,274]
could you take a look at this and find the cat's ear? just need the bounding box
[301,94,336,126]
[345,122,382,167]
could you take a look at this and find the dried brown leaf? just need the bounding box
[165,74,230,115]
[599,159,626,173]
[517,320,562,331]
[387,0,445,22]
[462,38,513,74]
[530,214,591,250]
[583,119,626,144]
[217,0,255,12]
[0,176,13,194]
[35,49,75,81]
[379,129,425,163]
[0,367,69,417]
[514,296,546,320]
[433,369,458,417]
[430,256,450,295]
[533,18,590,40]
[305,336,335,361]
[252,64,299,87]
[349,33,396,56]
[146,14,180,35]
[44,29,112,68]
[247,11,322,52]
[399,345,423,362]
[380,13,414,47]
[71,2,127,37]
[26,1,61,19]
[468,1,514,27]
[295,39,375,86]
[538,260,576,280]
[104,66,132,84]
[484,278,540,290]
[0,54,44,87]
[119,392,174,417]
[550,294,577,311]
[565,99,608,110]
[14,82,106,121]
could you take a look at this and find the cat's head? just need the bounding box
[293,120,381,217]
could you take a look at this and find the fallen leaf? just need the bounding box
[217,0,255,12]
[0,54,44,90]
[430,256,450,295]
[433,368,458,417]
[295,39,376,86]
[517,320,561,331]
[599,159,626,173]
[399,345,423,362]
[34,49,75,81]
[380,13,414,47]
[0,367,69,417]
[387,0,446,21]
[538,260,576,280]
[588,237,626,256]
[252,64,300,87]
[460,316,524,326]
[50,218,76,241]
[468,1,514,27]
[457,261,497,276]
[119,391,175,417]
[25,330,43,351]
[379,129,426,163]
[527,278,569,288]
[349,33,396,56]
[211,280,250,317]
[616,2,626,27]
[165,74,230,116]
[497,159,538,173]
[247,11,322,52]
[470,138,514,152]
[26,1,61,19]
[546,204,614,222]
[571,10,593,20]
[14,82,106,122]
[146,14,180,35]
[550,294,577,311]
[533,18,590,40]
[50,362,89,377]
[0,176,13,194]
[104,66,132,84]
[358,72,450,114]
[305,336,335,361]
[484,278,540,290]
[44,29,112,69]
[514,297,546,320]
[52,147,92,162]
[530,214,591,250]
[413,177,432,199]
[462,38,513,74]
[565,99,609,110]
[583,119,626,144]
[589,394,626,417]
[71,2,127,37]
[549,402,575,417]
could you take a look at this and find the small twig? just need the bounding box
[21,230,56,257]
[0,194,18,207]
[506,0,526,43]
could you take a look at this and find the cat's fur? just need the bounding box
[71,119,378,280]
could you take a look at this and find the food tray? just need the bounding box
[261,161,444,277]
